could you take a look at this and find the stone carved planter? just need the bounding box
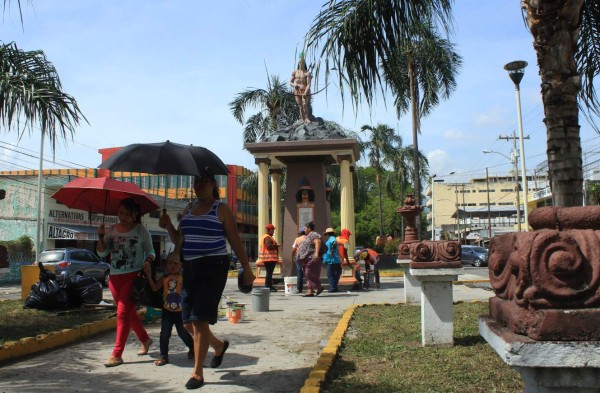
[408,240,461,269]
[488,205,600,341]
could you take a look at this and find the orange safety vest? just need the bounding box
[259,234,280,263]
[336,236,349,262]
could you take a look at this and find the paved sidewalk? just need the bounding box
[0,277,492,393]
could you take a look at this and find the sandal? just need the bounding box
[137,338,153,355]
[303,293,314,297]
[154,358,169,366]
[210,340,229,368]
[187,350,195,359]
[316,287,324,296]
[185,375,205,390]
[104,357,123,367]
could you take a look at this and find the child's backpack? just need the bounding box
[318,240,328,257]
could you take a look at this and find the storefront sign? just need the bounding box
[47,224,99,241]
[47,209,118,226]
[48,225,75,239]
[532,187,551,201]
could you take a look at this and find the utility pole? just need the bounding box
[454,184,461,244]
[486,168,492,242]
[499,132,530,231]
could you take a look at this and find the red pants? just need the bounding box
[109,271,150,358]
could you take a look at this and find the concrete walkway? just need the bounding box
[0,276,492,393]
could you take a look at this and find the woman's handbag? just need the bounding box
[130,272,163,309]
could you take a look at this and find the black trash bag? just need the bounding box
[24,279,69,310]
[38,261,56,282]
[130,272,163,309]
[66,276,102,307]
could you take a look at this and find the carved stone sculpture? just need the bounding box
[488,205,600,340]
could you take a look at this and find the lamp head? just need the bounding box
[504,60,527,87]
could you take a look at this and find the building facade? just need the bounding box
[426,173,549,245]
[0,148,258,276]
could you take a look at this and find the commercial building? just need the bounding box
[426,172,549,245]
[0,147,258,267]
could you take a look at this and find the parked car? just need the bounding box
[460,245,488,267]
[36,248,111,287]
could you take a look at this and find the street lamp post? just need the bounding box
[431,174,437,240]
[483,149,522,231]
[505,60,529,231]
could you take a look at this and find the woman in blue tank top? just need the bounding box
[159,173,255,390]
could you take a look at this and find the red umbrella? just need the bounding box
[51,177,160,217]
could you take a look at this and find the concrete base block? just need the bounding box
[419,280,454,347]
[398,260,420,305]
[480,316,600,392]
[409,268,462,347]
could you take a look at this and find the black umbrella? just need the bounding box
[98,140,229,176]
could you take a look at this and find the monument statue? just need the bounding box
[290,54,312,124]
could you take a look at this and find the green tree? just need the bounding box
[383,20,460,207]
[360,123,402,237]
[383,140,429,239]
[306,1,600,209]
[304,0,453,110]
[0,42,86,151]
[229,74,299,144]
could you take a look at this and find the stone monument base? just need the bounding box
[480,315,600,392]
[489,297,600,341]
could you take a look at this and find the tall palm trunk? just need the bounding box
[408,54,422,238]
[523,0,584,206]
[376,172,384,237]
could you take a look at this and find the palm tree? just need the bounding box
[383,20,461,207]
[306,1,600,208]
[522,1,600,206]
[383,140,429,239]
[0,41,85,150]
[229,74,299,144]
[304,0,454,110]
[360,123,402,237]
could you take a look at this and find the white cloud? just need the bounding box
[443,129,470,141]
[472,106,509,127]
[427,150,456,176]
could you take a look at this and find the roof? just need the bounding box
[451,206,522,218]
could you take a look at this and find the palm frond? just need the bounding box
[0,41,87,151]
[577,0,600,126]
[304,0,455,110]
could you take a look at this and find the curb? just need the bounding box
[0,309,146,364]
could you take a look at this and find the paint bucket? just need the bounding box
[284,276,297,295]
[251,287,270,312]
[227,306,242,323]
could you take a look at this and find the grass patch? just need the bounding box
[0,299,115,346]
[322,302,523,393]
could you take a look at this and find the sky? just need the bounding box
[1,0,599,185]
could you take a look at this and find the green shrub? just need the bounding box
[383,238,400,254]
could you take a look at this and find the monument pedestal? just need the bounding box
[398,259,420,305]
[480,316,600,392]
[410,267,463,347]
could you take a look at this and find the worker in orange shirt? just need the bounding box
[259,224,280,292]
[354,248,380,289]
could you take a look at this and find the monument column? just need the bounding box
[349,165,356,257]
[256,158,271,263]
[270,168,283,260]
[337,155,352,237]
